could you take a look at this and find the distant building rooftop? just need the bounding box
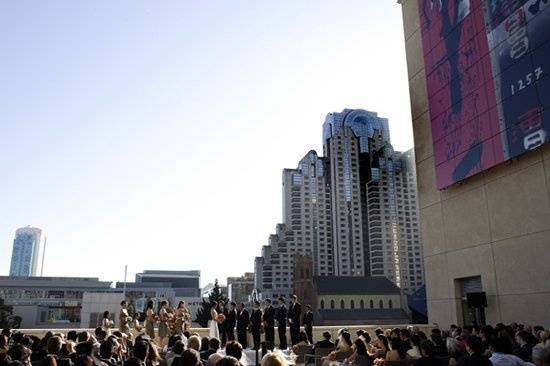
[314,276,401,295]
[138,270,200,277]
[0,276,112,288]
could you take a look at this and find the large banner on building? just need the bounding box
[418,0,550,189]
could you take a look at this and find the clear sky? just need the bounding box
[0,1,412,287]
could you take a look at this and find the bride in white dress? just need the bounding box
[209,301,220,339]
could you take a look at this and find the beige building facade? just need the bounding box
[399,0,550,328]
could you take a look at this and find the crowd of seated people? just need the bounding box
[0,327,291,366]
[309,323,550,366]
[1,323,549,366]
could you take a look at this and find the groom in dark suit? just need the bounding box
[288,294,302,345]
[276,297,288,350]
[263,298,275,348]
[237,302,250,348]
[225,301,237,342]
[250,301,263,350]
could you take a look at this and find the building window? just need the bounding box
[389,299,393,309]
[331,300,335,310]
[320,300,325,310]
[370,300,374,309]
[360,299,365,309]
[340,300,345,309]
[350,300,355,309]
[379,300,384,309]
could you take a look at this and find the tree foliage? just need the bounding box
[0,298,22,329]
[194,279,227,327]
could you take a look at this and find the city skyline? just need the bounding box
[1,1,413,285]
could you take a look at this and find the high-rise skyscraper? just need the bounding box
[255,151,332,299]
[9,226,45,277]
[366,147,424,292]
[255,109,424,299]
[323,109,390,277]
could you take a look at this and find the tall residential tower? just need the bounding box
[9,226,45,277]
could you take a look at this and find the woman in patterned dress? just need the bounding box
[174,301,186,336]
[157,300,169,347]
[145,300,156,340]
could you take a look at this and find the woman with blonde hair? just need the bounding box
[187,335,202,352]
[261,352,288,366]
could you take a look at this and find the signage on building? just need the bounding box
[418,0,550,188]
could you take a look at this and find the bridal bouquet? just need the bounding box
[217,314,226,323]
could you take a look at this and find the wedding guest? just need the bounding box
[199,338,219,362]
[224,341,243,364]
[173,350,201,366]
[287,295,301,346]
[236,304,249,349]
[216,356,240,366]
[322,331,352,365]
[414,340,440,366]
[490,336,534,366]
[276,298,288,350]
[199,338,210,354]
[167,341,185,366]
[532,345,550,366]
[457,335,492,366]
[8,343,34,366]
[225,303,237,343]
[158,301,170,347]
[313,332,334,351]
[344,339,372,366]
[216,302,227,347]
[292,332,310,353]
[516,330,537,362]
[144,338,160,366]
[407,334,422,359]
[384,338,407,363]
[43,336,73,366]
[98,340,117,366]
[250,301,262,350]
[262,299,275,348]
[261,353,288,366]
[0,335,12,366]
[145,301,156,340]
[302,305,313,344]
[373,334,389,358]
[187,336,201,352]
[174,302,190,336]
[118,301,130,337]
[101,312,114,336]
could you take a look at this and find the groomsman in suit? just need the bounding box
[237,302,250,349]
[250,301,263,350]
[303,304,313,344]
[288,295,302,345]
[262,299,275,347]
[276,297,288,350]
[225,301,237,342]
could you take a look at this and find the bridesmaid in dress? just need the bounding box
[158,300,169,347]
[101,310,114,336]
[174,301,186,336]
[145,300,156,340]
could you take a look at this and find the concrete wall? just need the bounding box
[399,0,550,328]
[16,324,433,348]
[81,292,123,328]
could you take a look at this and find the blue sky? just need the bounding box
[0,1,413,287]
